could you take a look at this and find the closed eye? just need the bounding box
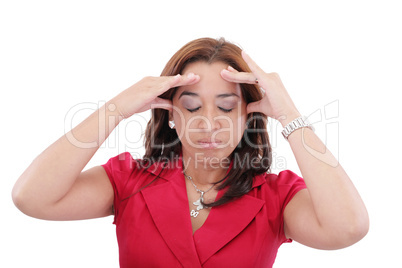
[219,107,233,113]
[187,107,201,113]
[186,107,233,113]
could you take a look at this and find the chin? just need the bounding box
[190,146,234,164]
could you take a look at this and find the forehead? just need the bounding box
[175,61,242,99]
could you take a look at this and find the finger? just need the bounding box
[241,51,266,81]
[246,100,267,115]
[157,73,200,94]
[227,65,239,73]
[221,69,256,84]
[150,97,173,111]
[156,74,181,93]
[173,72,200,87]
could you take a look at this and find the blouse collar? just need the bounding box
[143,149,266,189]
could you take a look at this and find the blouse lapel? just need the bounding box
[141,155,202,267]
[193,192,265,265]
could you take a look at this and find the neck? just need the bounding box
[181,150,231,186]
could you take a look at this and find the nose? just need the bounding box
[196,108,222,131]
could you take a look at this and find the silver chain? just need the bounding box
[183,171,215,217]
[183,171,215,195]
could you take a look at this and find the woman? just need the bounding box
[12,37,369,267]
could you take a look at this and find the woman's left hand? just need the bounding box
[221,51,301,126]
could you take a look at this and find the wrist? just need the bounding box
[102,101,126,123]
[281,115,315,140]
[277,112,302,127]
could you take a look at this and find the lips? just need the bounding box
[197,138,222,149]
[197,138,222,143]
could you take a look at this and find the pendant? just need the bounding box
[190,210,199,217]
[190,193,204,218]
[193,197,205,211]
[190,198,203,218]
[194,191,205,210]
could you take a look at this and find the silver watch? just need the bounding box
[281,116,314,140]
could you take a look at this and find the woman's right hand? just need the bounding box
[111,73,200,118]
[11,72,200,221]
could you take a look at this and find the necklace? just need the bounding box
[183,171,215,218]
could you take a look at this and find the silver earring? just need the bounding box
[169,120,175,129]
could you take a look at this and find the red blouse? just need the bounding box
[102,152,306,268]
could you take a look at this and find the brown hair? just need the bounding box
[143,37,272,207]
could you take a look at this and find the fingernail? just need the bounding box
[187,72,195,79]
[227,66,235,71]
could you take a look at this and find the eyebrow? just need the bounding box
[178,91,240,99]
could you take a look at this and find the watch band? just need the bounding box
[281,116,314,140]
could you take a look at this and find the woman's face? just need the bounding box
[171,61,248,166]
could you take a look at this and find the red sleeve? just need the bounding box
[101,152,135,224]
[268,170,307,243]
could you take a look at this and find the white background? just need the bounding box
[1,0,401,267]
